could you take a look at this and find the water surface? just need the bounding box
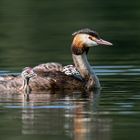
[0,66,140,140]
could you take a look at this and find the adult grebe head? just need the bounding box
[71,28,113,55]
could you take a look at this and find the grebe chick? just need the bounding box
[20,67,37,94]
[62,65,80,76]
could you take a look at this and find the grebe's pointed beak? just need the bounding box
[96,39,113,46]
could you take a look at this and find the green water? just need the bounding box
[0,0,140,140]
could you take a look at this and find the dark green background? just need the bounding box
[0,0,139,71]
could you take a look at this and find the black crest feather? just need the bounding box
[72,28,100,39]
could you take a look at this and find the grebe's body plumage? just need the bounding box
[0,28,112,93]
[0,63,84,93]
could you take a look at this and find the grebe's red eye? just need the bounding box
[88,36,96,41]
[88,36,92,40]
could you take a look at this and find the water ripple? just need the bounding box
[93,65,140,76]
[4,105,78,109]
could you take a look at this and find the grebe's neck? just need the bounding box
[72,53,100,90]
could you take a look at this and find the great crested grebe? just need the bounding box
[0,28,112,94]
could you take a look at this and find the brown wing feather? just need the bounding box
[33,62,63,76]
[0,75,22,93]
[29,71,85,91]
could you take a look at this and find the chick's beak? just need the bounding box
[95,38,113,46]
